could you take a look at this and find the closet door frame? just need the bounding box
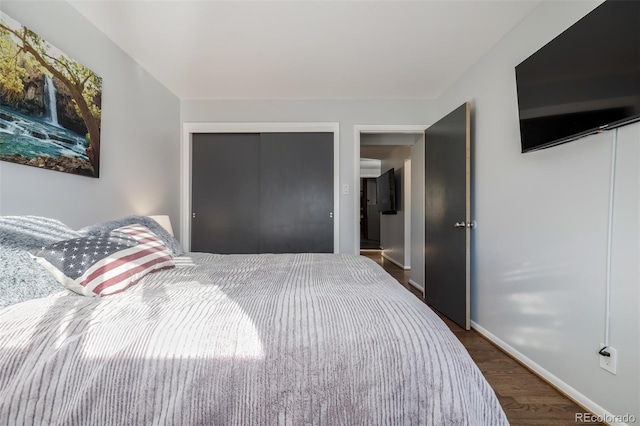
[181,122,340,253]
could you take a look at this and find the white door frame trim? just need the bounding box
[181,122,340,253]
[353,124,428,254]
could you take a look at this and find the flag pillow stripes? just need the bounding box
[30,224,175,297]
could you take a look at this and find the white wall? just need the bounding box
[403,159,411,268]
[435,0,639,421]
[410,135,425,290]
[608,122,640,419]
[379,145,411,267]
[0,2,181,236]
[181,99,435,254]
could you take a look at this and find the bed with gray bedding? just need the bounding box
[0,217,508,425]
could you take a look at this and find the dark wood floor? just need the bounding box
[361,250,603,426]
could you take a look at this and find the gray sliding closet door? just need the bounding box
[191,132,334,254]
[259,132,334,253]
[191,133,261,253]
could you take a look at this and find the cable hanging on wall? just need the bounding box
[603,128,618,349]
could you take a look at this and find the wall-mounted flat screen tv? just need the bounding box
[376,168,397,215]
[515,0,640,153]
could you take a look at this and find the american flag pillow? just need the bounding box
[30,224,175,297]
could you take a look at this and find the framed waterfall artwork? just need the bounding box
[0,11,102,178]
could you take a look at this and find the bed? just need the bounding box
[0,215,508,425]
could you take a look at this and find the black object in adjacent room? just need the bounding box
[376,168,397,215]
[515,0,640,153]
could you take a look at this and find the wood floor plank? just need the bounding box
[361,250,604,426]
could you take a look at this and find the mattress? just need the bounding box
[0,252,508,425]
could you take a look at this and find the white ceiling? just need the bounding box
[68,0,541,100]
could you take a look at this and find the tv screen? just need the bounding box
[515,0,640,152]
[376,168,397,215]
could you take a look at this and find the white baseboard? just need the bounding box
[471,321,630,426]
[408,279,424,295]
[381,252,410,270]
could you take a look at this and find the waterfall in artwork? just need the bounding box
[43,75,59,126]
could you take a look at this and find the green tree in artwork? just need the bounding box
[0,30,27,103]
[0,23,102,176]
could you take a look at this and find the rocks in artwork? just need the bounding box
[0,154,94,176]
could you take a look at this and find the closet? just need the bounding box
[191,132,334,254]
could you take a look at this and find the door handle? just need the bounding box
[454,221,466,228]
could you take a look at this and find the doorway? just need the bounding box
[354,125,426,293]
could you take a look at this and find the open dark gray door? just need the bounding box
[425,102,471,330]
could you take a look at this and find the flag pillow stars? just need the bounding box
[30,224,175,297]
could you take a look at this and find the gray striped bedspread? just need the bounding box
[0,253,508,425]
